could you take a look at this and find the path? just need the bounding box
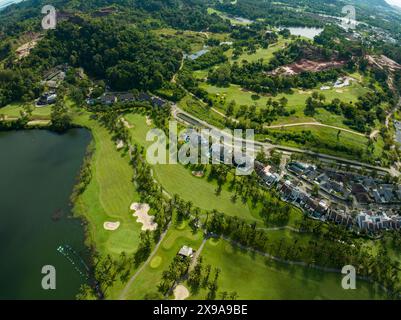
[189,238,208,271]
[208,104,365,137]
[370,129,380,139]
[172,104,399,176]
[119,224,171,300]
[257,226,303,233]
[264,122,366,137]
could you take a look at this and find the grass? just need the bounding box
[225,37,290,65]
[189,238,386,300]
[207,7,252,26]
[124,221,204,300]
[0,102,52,120]
[201,80,369,128]
[265,125,382,160]
[72,112,142,256]
[123,112,258,221]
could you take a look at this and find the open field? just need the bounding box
[207,7,253,26]
[0,103,52,120]
[189,238,386,300]
[265,124,384,160]
[152,28,230,53]
[225,37,290,65]
[124,113,259,221]
[201,80,369,128]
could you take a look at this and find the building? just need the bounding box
[178,246,194,258]
[255,161,280,187]
[37,92,57,106]
[118,92,135,103]
[99,94,117,105]
[151,97,166,108]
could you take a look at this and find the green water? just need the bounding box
[0,129,92,299]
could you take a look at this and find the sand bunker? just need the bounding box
[192,171,205,177]
[103,221,121,231]
[130,202,158,231]
[174,285,190,300]
[116,139,124,150]
[120,117,133,129]
[146,116,152,126]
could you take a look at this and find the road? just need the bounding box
[210,107,366,137]
[172,104,399,177]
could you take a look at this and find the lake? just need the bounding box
[0,129,91,299]
[286,27,324,39]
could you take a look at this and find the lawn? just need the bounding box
[201,80,369,128]
[225,37,290,65]
[72,112,142,256]
[207,7,252,26]
[190,238,386,300]
[123,221,204,300]
[124,112,259,221]
[0,102,52,120]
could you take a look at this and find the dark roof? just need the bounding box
[118,93,135,101]
[99,94,117,104]
[151,97,166,107]
[138,92,152,101]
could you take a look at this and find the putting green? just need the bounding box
[150,256,162,269]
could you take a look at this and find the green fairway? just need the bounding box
[225,37,290,65]
[72,113,142,256]
[124,113,258,221]
[0,102,52,120]
[190,238,386,300]
[124,221,204,300]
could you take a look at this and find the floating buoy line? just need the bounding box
[57,244,90,280]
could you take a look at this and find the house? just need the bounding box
[138,92,152,102]
[255,162,280,186]
[118,93,135,103]
[178,246,194,258]
[37,92,57,106]
[99,94,117,105]
[151,97,166,108]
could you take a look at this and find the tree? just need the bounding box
[51,99,71,132]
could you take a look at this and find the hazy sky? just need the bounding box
[386,0,401,7]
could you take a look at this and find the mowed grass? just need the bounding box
[0,102,52,120]
[225,37,290,65]
[72,112,142,256]
[207,7,252,26]
[124,221,204,300]
[266,125,377,158]
[200,79,370,128]
[124,113,257,220]
[190,238,386,300]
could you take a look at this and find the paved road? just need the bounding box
[172,104,399,176]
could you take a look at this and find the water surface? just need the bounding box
[0,129,91,299]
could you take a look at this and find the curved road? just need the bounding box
[172,104,399,177]
[210,107,366,137]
